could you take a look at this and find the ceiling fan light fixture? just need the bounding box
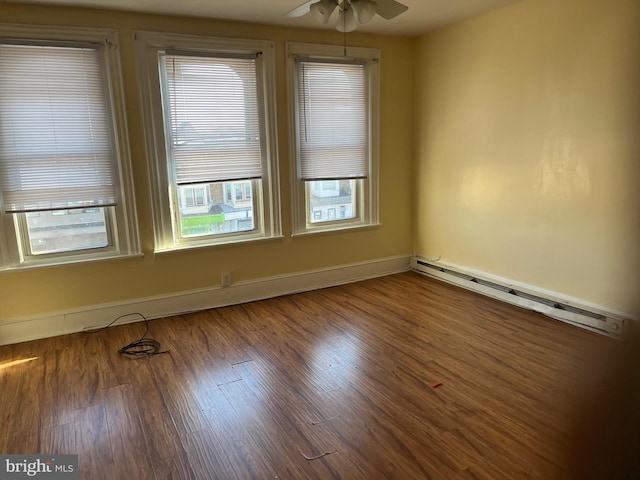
[336,4,357,32]
[351,0,377,24]
[310,0,338,24]
[286,0,408,30]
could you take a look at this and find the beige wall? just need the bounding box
[0,3,414,320]
[414,0,640,315]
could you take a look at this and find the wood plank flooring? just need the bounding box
[0,272,616,479]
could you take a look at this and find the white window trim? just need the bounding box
[286,42,380,236]
[134,31,281,252]
[0,24,140,270]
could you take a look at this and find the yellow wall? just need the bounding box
[0,3,414,320]
[414,0,640,315]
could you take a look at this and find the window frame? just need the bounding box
[134,31,281,252]
[0,24,140,270]
[286,42,380,236]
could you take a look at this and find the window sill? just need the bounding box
[154,233,285,255]
[291,222,382,238]
[0,251,144,273]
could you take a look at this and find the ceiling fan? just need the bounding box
[286,0,409,32]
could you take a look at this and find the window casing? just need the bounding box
[287,43,379,235]
[135,32,281,251]
[0,25,139,269]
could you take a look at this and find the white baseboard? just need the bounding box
[411,256,632,336]
[0,255,411,346]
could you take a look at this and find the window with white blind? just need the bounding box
[287,43,379,234]
[0,25,139,269]
[135,32,281,250]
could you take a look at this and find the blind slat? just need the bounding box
[0,43,118,213]
[296,60,369,181]
[162,54,263,184]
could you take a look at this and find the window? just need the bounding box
[135,32,281,251]
[0,25,139,269]
[287,43,379,235]
[181,186,208,208]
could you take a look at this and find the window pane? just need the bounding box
[26,207,109,255]
[178,181,255,237]
[308,180,356,224]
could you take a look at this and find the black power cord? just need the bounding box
[84,312,170,357]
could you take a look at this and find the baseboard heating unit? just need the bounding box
[411,257,626,337]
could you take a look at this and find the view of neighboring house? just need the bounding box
[307,179,355,223]
[178,181,254,236]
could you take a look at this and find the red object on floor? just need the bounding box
[432,382,443,388]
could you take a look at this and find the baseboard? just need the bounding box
[0,255,411,346]
[411,256,632,337]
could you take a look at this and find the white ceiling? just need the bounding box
[8,0,522,36]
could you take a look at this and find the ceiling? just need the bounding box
[7,0,523,36]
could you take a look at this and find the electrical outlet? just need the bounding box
[221,271,231,287]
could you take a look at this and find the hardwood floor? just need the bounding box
[0,272,615,479]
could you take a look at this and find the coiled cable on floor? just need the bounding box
[84,312,170,357]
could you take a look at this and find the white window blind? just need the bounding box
[0,43,118,213]
[295,59,369,181]
[161,53,263,185]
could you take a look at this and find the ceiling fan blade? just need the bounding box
[285,0,318,17]
[375,0,409,20]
